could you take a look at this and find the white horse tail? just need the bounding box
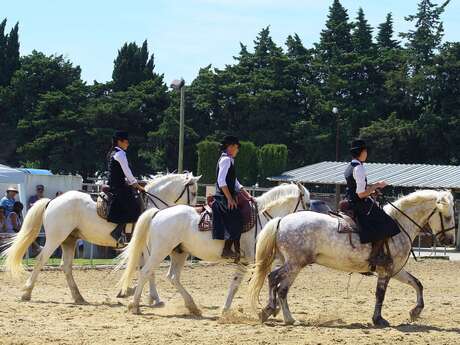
[2,198,50,279]
[248,217,281,312]
[117,207,160,294]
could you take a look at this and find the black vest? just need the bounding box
[344,161,367,204]
[108,148,126,189]
[215,153,237,197]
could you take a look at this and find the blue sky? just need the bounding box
[2,0,459,85]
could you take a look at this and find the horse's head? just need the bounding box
[427,190,456,245]
[145,173,201,207]
[295,181,311,211]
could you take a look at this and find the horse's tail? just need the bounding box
[248,217,281,313]
[116,207,160,294]
[2,198,50,279]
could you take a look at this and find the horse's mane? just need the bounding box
[385,189,452,215]
[256,184,308,212]
[145,173,190,194]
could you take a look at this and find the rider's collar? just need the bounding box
[115,146,125,152]
[351,159,362,165]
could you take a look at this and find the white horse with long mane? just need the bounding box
[117,183,310,315]
[248,190,456,326]
[2,173,201,303]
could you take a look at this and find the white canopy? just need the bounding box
[0,164,25,184]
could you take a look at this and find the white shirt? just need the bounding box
[217,154,242,191]
[114,147,137,185]
[352,159,367,194]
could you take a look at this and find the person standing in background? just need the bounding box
[28,184,45,209]
[0,186,19,216]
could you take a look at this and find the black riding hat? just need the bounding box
[220,135,241,151]
[350,139,367,157]
[113,130,129,141]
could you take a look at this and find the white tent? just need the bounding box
[0,165,83,212]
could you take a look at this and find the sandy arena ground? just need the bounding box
[1,259,460,345]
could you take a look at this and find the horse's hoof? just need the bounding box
[259,309,271,323]
[373,316,390,327]
[21,294,31,301]
[128,302,141,315]
[149,300,165,308]
[75,299,89,305]
[284,318,297,326]
[410,307,423,321]
[188,307,202,317]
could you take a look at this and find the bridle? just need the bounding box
[143,179,196,208]
[384,197,456,243]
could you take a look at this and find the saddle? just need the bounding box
[328,200,360,248]
[96,185,113,220]
[195,193,257,234]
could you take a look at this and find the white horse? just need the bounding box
[117,183,310,315]
[248,190,456,327]
[2,173,201,303]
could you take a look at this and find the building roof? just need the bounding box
[269,161,460,190]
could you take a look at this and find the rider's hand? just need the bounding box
[228,198,237,209]
[137,185,146,193]
[378,181,388,189]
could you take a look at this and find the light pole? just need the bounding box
[171,78,185,173]
[332,106,340,210]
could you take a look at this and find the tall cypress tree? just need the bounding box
[376,13,399,49]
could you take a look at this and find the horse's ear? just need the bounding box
[436,192,450,212]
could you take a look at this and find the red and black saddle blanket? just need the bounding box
[196,194,257,234]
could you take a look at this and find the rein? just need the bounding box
[143,180,194,208]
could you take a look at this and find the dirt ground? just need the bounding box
[1,259,460,345]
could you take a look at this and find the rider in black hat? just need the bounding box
[106,130,145,247]
[344,139,400,270]
[212,135,253,261]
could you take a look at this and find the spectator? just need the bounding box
[0,206,7,232]
[0,186,19,216]
[6,201,24,233]
[28,184,45,208]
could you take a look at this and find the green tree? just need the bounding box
[196,140,220,184]
[112,40,155,91]
[258,144,288,186]
[236,141,258,186]
[376,13,399,49]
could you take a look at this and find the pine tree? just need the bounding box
[352,8,374,53]
[401,0,450,66]
[317,0,353,61]
[376,13,399,49]
[112,40,155,91]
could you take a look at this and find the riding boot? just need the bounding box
[368,239,393,270]
[221,240,237,260]
[233,239,241,264]
[111,223,127,248]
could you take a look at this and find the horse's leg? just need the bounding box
[61,236,86,304]
[260,265,284,323]
[277,265,301,325]
[127,249,162,314]
[393,269,424,321]
[372,275,391,327]
[147,271,164,307]
[21,239,63,301]
[221,264,247,315]
[167,250,201,316]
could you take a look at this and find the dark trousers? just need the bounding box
[354,198,400,244]
[212,195,243,241]
[107,186,142,224]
